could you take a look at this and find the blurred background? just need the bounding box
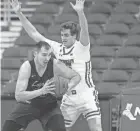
[1,0,140,131]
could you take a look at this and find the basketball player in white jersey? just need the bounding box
[11,0,103,131]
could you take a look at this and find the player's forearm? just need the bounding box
[15,89,43,102]
[68,75,81,91]
[77,10,88,33]
[16,11,37,38]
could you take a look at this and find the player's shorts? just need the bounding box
[7,101,62,129]
[60,88,101,127]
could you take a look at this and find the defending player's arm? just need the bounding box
[71,0,90,46]
[10,0,52,44]
[15,61,55,102]
[53,59,81,91]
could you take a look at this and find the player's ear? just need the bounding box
[33,50,38,57]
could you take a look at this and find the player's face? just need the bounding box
[61,29,76,48]
[36,46,52,67]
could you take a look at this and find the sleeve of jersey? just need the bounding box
[77,41,90,51]
[44,38,61,55]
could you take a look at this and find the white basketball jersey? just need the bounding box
[46,39,95,93]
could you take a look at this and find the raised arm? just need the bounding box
[71,0,90,46]
[15,61,55,102]
[53,59,81,92]
[10,0,51,43]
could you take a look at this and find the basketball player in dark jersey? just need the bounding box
[2,41,81,131]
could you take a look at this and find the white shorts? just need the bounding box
[60,89,101,127]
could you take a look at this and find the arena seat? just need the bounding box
[47,24,60,35]
[111,58,137,70]
[129,25,140,35]
[92,70,101,83]
[91,58,108,70]
[91,46,116,57]
[15,35,37,46]
[124,35,140,46]
[94,0,119,5]
[1,70,11,82]
[109,14,138,25]
[88,24,102,36]
[104,23,129,35]
[96,82,121,95]
[122,0,140,4]
[117,47,140,58]
[3,47,32,58]
[96,35,123,46]
[62,2,89,14]
[114,3,139,14]
[44,0,65,3]
[126,82,140,88]
[35,3,59,14]
[20,24,48,36]
[30,14,53,24]
[1,82,16,96]
[87,14,108,24]
[47,35,61,43]
[55,14,78,24]
[62,2,76,14]
[1,58,24,69]
[88,3,113,14]
[102,70,129,82]
[131,71,140,82]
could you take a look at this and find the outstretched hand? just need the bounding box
[70,0,85,12]
[10,0,21,13]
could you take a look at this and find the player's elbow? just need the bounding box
[15,93,21,102]
[15,91,24,102]
[29,31,40,43]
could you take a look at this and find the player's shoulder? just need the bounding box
[20,60,31,72]
[74,40,90,50]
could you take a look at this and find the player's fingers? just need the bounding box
[47,87,56,91]
[48,91,55,95]
[46,81,55,86]
[70,2,74,8]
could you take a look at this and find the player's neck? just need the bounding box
[34,58,47,70]
[65,40,76,49]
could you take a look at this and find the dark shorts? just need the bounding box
[7,101,63,128]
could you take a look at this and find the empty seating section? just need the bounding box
[91,58,108,70]
[88,3,113,14]
[117,47,140,58]
[104,23,129,35]
[124,35,140,46]
[55,14,78,24]
[88,24,102,36]
[91,47,116,57]
[29,14,53,24]
[1,58,24,69]
[129,25,140,35]
[111,58,138,70]
[122,0,140,4]
[87,14,108,24]
[109,14,138,25]
[35,3,59,14]
[114,3,139,14]
[102,70,129,82]
[2,0,140,96]
[96,35,123,46]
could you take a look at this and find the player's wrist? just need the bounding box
[76,10,84,14]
